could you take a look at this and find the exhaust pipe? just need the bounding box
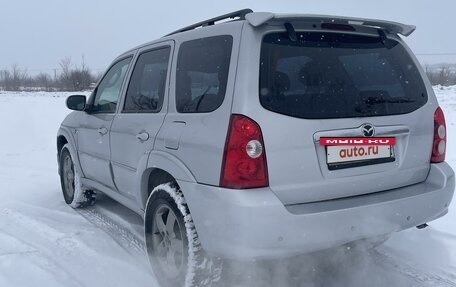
[416,223,428,229]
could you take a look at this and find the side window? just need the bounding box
[124,47,171,113]
[176,35,233,113]
[91,57,132,113]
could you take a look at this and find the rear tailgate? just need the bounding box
[251,27,436,205]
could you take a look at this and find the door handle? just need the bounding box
[136,132,149,141]
[97,127,108,135]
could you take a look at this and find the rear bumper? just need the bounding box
[179,162,454,260]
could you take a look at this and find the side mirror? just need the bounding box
[66,95,86,111]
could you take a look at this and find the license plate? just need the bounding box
[320,137,395,168]
[326,145,393,164]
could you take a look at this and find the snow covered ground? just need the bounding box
[0,88,455,287]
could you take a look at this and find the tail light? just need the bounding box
[431,107,446,163]
[220,114,268,189]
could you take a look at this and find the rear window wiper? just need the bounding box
[365,96,416,104]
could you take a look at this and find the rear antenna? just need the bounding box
[284,22,297,42]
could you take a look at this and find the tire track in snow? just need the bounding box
[373,248,456,287]
[76,207,147,258]
[0,208,87,287]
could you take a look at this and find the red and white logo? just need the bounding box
[320,137,396,146]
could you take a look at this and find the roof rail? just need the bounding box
[164,9,253,37]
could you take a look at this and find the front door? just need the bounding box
[77,57,132,189]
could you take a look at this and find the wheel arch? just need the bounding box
[57,135,68,158]
[140,151,197,210]
[56,127,82,176]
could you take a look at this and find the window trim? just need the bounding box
[86,55,133,115]
[122,45,172,114]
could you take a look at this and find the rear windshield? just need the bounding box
[259,32,427,119]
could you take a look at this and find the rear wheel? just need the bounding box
[59,144,96,208]
[145,183,222,287]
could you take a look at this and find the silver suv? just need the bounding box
[57,9,455,287]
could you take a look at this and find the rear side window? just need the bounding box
[176,35,233,113]
[124,47,170,113]
[259,32,427,119]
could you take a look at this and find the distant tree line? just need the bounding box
[425,65,456,86]
[0,57,101,92]
[2,60,456,91]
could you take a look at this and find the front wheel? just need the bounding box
[59,144,95,208]
[145,183,222,287]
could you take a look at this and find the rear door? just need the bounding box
[77,57,132,189]
[238,27,436,205]
[110,42,173,199]
[156,34,236,186]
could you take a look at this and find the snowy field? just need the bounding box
[0,88,456,287]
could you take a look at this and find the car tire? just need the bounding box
[145,183,223,287]
[59,144,96,208]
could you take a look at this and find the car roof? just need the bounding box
[113,9,416,64]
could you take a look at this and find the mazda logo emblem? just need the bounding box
[362,124,375,137]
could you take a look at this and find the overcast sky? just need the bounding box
[1,0,455,74]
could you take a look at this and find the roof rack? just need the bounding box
[164,9,253,37]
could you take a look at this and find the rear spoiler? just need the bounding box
[245,12,416,37]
